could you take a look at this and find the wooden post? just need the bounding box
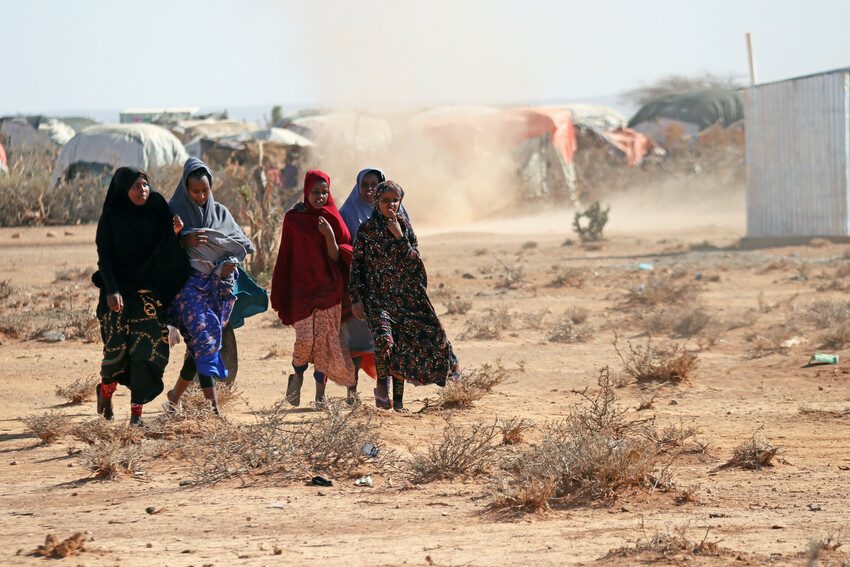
[746,32,758,86]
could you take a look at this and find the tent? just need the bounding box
[627,88,743,146]
[0,142,7,173]
[51,123,188,185]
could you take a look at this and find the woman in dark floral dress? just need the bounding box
[348,180,460,410]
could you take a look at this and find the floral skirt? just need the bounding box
[292,304,355,386]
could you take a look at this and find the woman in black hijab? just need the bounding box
[93,166,190,426]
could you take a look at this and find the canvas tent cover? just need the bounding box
[628,88,743,132]
[52,123,188,185]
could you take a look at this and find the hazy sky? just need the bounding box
[2,0,849,118]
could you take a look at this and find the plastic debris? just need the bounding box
[41,331,66,343]
[354,476,373,487]
[809,353,838,365]
[638,263,654,271]
[308,476,333,487]
[361,442,379,458]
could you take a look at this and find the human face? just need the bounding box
[358,172,380,204]
[127,175,150,206]
[308,180,329,208]
[187,175,211,207]
[378,190,401,219]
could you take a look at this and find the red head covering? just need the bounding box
[271,170,354,325]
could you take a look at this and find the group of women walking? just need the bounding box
[93,159,459,425]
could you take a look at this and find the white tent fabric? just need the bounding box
[221,127,314,146]
[51,123,188,185]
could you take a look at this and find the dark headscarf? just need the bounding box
[93,167,190,305]
[339,168,410,238]
[169,157,254,253]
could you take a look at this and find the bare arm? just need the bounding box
[318,217,339,261]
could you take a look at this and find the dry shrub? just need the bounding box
[745,324,795,358]
[492,256,525,289]
[80,439,150,478]
[546,314,594,343]
[604,525,724,562]
[53,268,93,283]
[644,420,702,454]
[520,241,538,250]
[819,323,850,350]
[180,401,390,485]
[546,267,586,288]
[491,368,664,511]
[815,262,850,291]
[460,306,512,339]
[54,375,99,405]
[623,275,698,307]
[409,420,500,483]
[0,280,14,300]
[261,344,288,359]
[180,383,244,415]
[423,359,516,411]
[499,417,532,445]
[572,201,609,242]
[515,308,550,330]
[71,419,142,446]
[23,410,72,444]
[444,297,472,315]
[805,533,844,566]
[721,429,780,470]
[29,532,87,559]
[798,405,850,419]
[794,300,850,349]
[614,335,698,385]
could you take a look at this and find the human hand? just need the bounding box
[172,214,184,235]
[385,210,402,238]
[106,292,124,312]
[220,263,236,279]
[183,230,208,247]
[352,302,366,321]
[317,217,334,239]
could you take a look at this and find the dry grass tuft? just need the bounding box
[546,313,594,343]
[721,429,780,470]
[444,297,472,315]
[546,268,586,289]
[29,532,87,559]
[54,375,99,405]
[261,344,288,359]
[409,420,500,483]
[23,410,72,444]
[797,405,850,419]
[71,419,142,446]
[492,256,525,290]
[422,359,517,411]
[604,525,724,561]
[623,275,698,307]
[0,279,14,301]
[460,306,512,340]
[614,335,698,385]
[499,417,533,445]
[80,439,150,478]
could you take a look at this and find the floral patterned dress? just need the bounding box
[348,212,460,386]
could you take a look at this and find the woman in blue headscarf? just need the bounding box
[339,168,410,409]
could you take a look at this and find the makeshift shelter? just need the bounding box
[412,106,578,202]
[745,68,850,239]
[171,119,259,143]
[51,123,188,185]
[628,88,743,146]
[289,112,393,154]
[0,142,7,173]
[186,128,313,167]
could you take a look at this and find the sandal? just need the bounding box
[286,373,303,406]
[96,385,114,421]
[374,387,391,410]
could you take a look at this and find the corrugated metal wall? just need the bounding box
[745,70,850,238]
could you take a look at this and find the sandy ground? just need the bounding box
[1,212,850,566]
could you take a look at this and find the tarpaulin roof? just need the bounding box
[51,123,188,185]
[628,88,744,131]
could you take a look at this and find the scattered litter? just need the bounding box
[41,331,66,343]
[790,273,808,282]
[809,353,838,366]
[709,512,730,518]
[64,230,74,236]
[308,476,333,487]
[781,336,804,348]
[694,272,703,281]
[361,442,379,458]
[145,506,165,515]
[462,273,475,279]
[267,502,287,509]
[46,231,57,238]
[637,262,654,271]
[807,503,822,512]
[354,476,373,487]
[11,233,21,239]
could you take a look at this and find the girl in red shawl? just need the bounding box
[271,171,355,407]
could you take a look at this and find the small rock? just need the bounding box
[669,399,678,405]
[145,506,157,514]
[178,480,192,486]
[267,502,286,509]
[461,273,475,279]
[354,476,373,487]
[10,460,18,465]
[64,230,74,236]
[46,231,57,238]
[807,503,822,512]
[11,233,21,239]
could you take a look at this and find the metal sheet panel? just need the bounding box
[746,70,850,238]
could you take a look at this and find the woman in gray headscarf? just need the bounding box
[164,158,255,416]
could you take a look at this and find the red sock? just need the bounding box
[130,403,143,417]
[100,382,118,399]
